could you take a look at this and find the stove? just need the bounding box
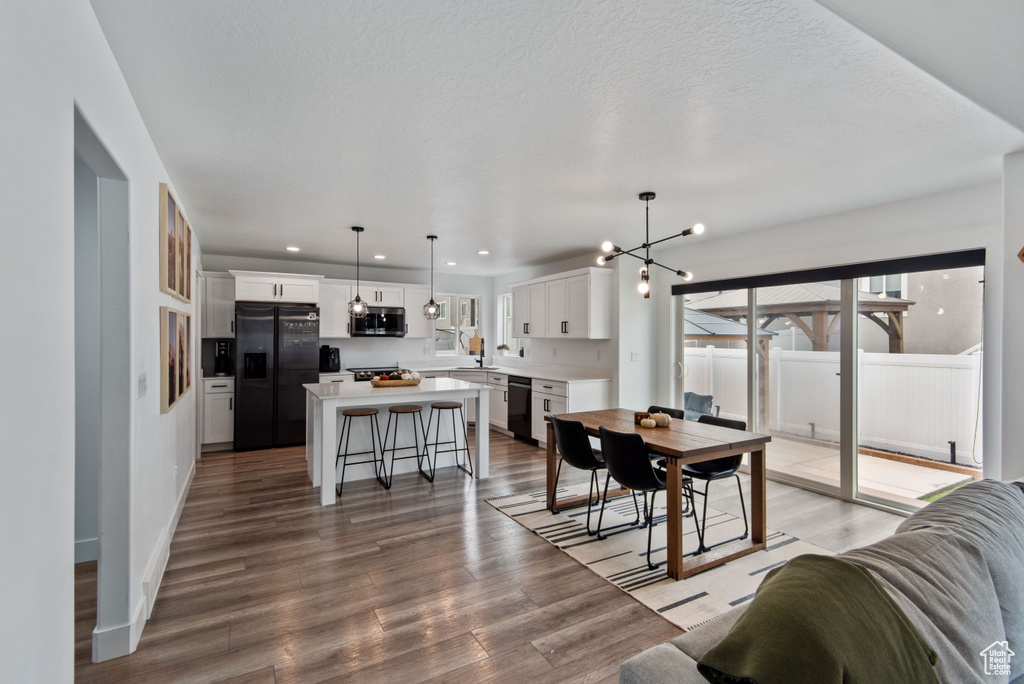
[348,365,400,382]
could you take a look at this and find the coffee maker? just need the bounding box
[319,345,341,372]
[213,341,233,376]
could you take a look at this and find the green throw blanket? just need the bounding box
[697,554,938,684]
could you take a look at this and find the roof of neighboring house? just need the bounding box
[689,282,914,313]
[685,308,776,338]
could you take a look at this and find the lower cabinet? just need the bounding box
[531,390,567,442]
[203,378,234,445]
[488,373,508,429]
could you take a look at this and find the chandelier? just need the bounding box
[598,192,705,298]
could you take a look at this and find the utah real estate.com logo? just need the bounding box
[980,641,1014,677]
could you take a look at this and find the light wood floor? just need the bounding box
[75,430,904,683]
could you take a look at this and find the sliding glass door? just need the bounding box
[676,257,984,512]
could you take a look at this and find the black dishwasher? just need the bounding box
[507,375,534,443]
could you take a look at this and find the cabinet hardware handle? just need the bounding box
[229,397,233,410]
[504,391,507,402]
[212,384,227,388]
[230,320,234,333]
[347,322,350,334]
[542,385,552,389]
[405,323,408,333]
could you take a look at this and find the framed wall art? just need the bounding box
[160,306,192,413]
[159,183,192,303]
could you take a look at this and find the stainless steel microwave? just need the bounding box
[351,307,406,337]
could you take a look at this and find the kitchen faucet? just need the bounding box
[476,338,485,367]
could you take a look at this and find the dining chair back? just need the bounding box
[685,414,749,552]
[647,405,685,421]
[598,426,665,493]
[551,416,602,471]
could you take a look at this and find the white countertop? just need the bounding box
[409,364,612,382]
[303,377,488,400]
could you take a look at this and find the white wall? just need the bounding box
[651,180,1024,480]
[1,0,201,675]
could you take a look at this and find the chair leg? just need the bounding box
[417,412,435,482]
[699,480,712,553]
[646,490,662,570]
[735,474,749,541]
[550,458,564,513]
[382,412,395,488]
[371,413,390,489]
[596,473,611,539]
[585,469,599,535]
[457,406,473,476]
[336,414,350,497]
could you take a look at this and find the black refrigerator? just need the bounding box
[234,303,320,450]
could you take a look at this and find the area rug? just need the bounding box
[486,482,834,631]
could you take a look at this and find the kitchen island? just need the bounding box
[304,377,490,505]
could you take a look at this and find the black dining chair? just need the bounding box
[550,416,637,536]
[687,414,749,553]
[647,405,685,421]
[646,405,695,517]
[598,426,700,569]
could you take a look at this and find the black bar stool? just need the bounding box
[335,407,387,496]
[382,404,434,486]
[425,401,473,477]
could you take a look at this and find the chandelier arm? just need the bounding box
[648,260,685,275]
[615,250,648,263]
[646,231,691,248]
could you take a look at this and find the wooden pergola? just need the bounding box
[684,308,777,428]
[689,283,915,354]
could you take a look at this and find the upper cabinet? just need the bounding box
[229,271,323,304]
[403,287,433,338]
[357,283,404,308]
[513,268,611,339]
[204,274,236,338]
[319,280,351,338]
[512,283,546,338]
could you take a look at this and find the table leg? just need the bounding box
[546,421,557,510]
[320,401,337,506]
[665,458,684,580]
[751,447,766,544]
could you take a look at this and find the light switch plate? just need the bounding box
[630,351,639,362]
[137,371,147,398]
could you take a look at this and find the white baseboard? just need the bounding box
[75,537,99,563]
[143,460,195,618]
[91,595,145,662]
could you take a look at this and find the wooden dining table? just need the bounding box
[546,409,771,580]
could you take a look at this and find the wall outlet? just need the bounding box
[552,347,557,358]
[137,371,147,398]
[630,351,640,362]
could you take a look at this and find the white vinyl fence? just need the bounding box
[682,347,983,466]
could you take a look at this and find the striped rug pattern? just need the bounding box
[487,482,834,630]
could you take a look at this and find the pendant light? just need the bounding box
[597,192,705,296]
[423,235,440,320]
[348,226,368,318]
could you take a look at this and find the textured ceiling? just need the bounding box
[90,0,1023,276]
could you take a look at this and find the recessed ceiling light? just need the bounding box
[446,261,457,266]
[477,250,490,255]
[373,254,386,260]
[286,246,300,252]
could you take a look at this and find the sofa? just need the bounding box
[620,479,1024,684]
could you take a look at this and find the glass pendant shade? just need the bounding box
[348,226,368,318]
[423,235,440,320]
[423,299,440,320]
[348,294,367,317]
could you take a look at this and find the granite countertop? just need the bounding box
[303,377,487,400]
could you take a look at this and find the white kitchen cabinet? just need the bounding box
[514,268,612,340]
[449,370,488,423]
[531,388,568,442]
[357,283,404,307]
[319,280,351,338]
[204,274,236,338]
[230,271,322,304]
[511,283,546,338]
[488,372,508,429]
[546,274,599,338]
[531,377,613,444]
[416,371,450,379]
[403,287,433,338]
[202,378,234,445]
